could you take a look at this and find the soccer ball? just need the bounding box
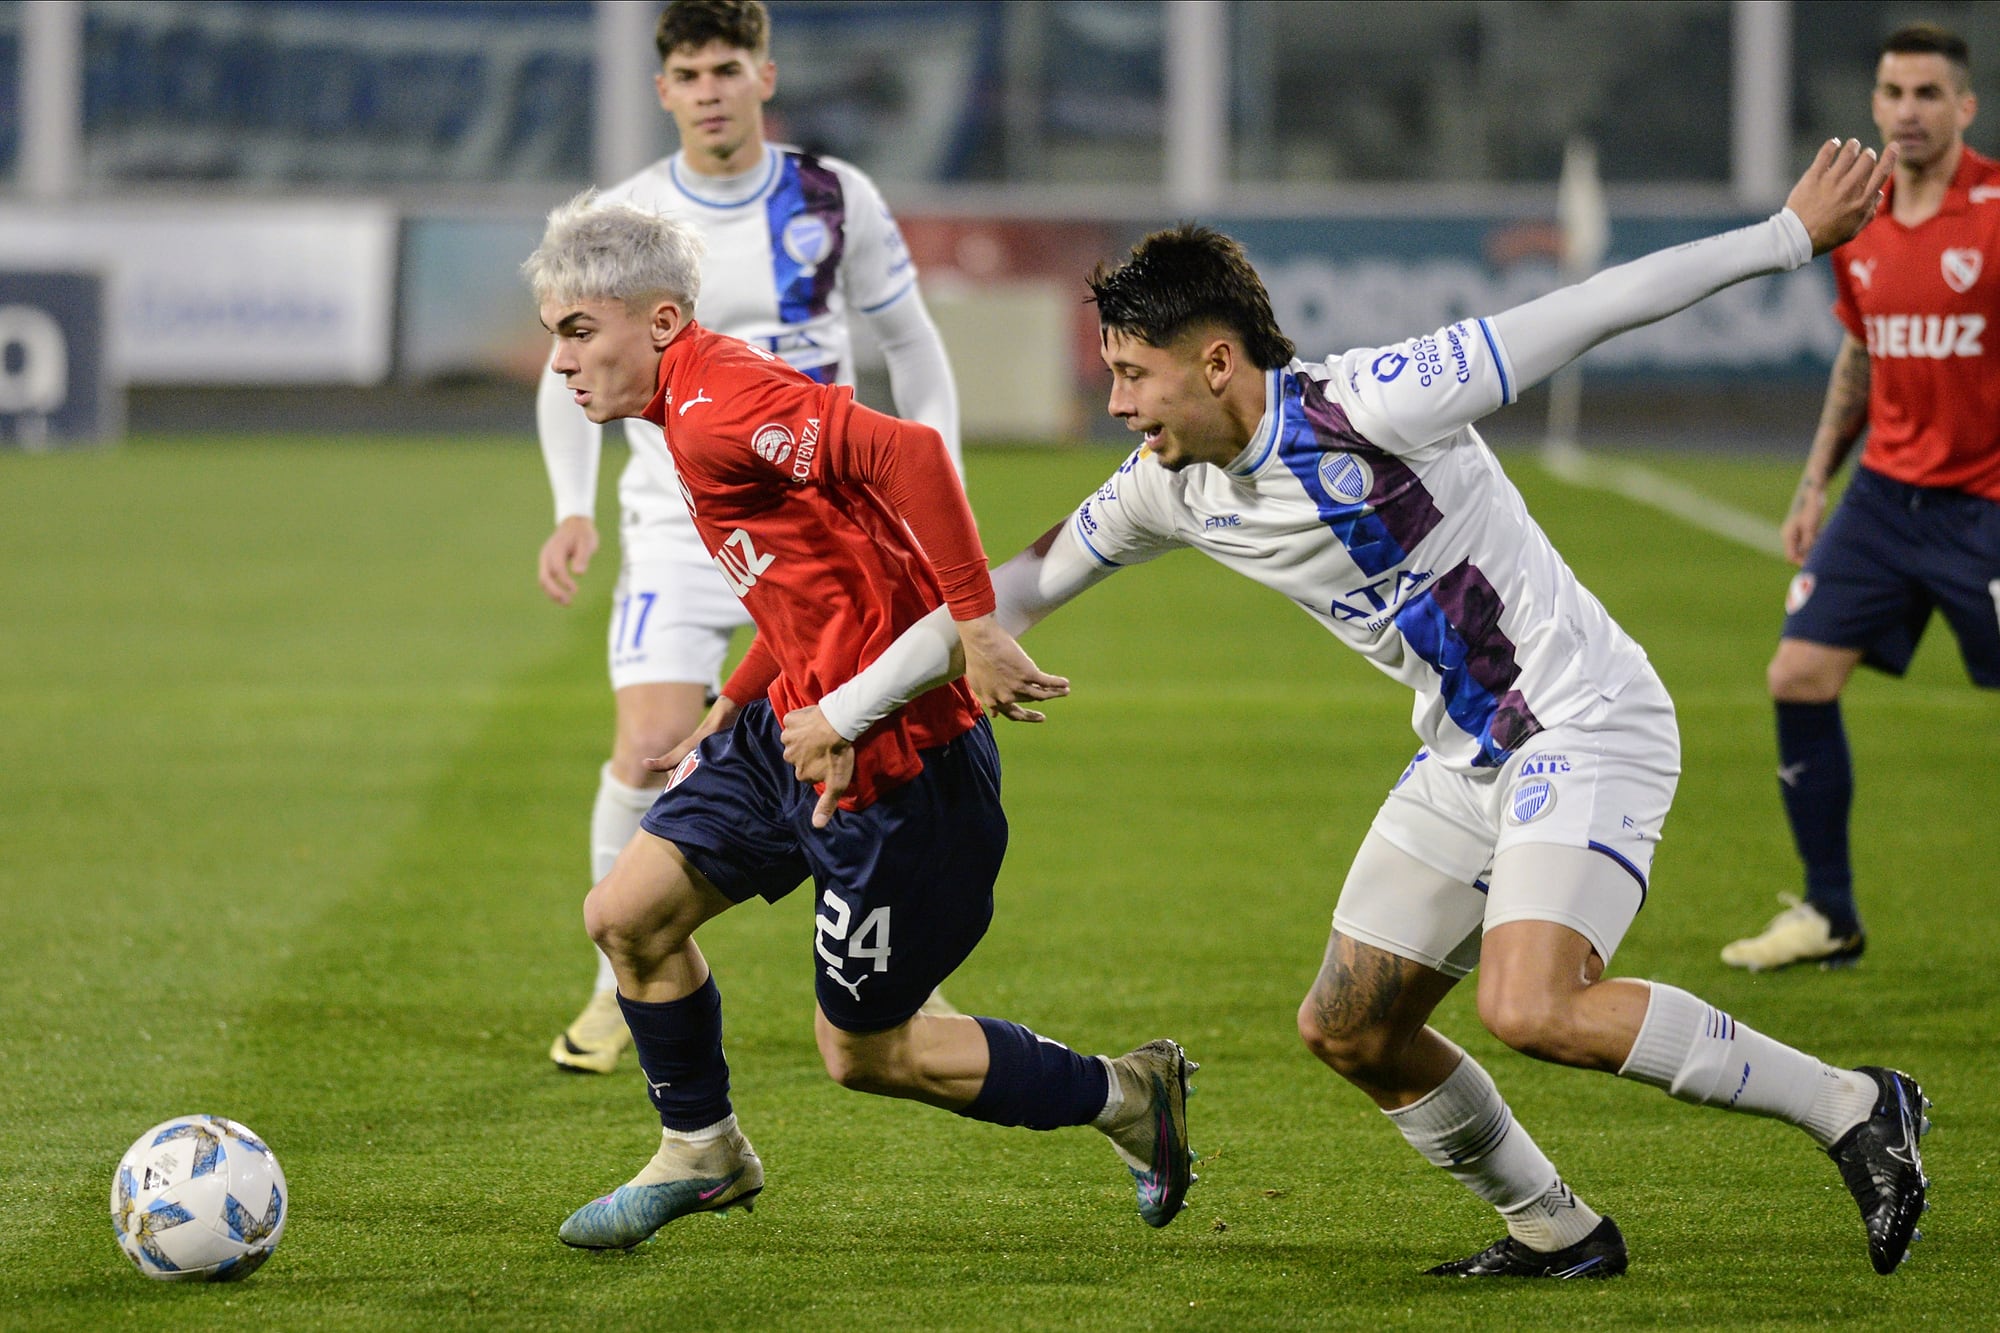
[111,1115,288,1281]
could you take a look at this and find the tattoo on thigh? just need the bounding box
[1313,935,1406,1035]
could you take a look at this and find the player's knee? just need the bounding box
[1474,982,1574,1064]
[1296,987,1396,1080]
[581,882,630,956]
[814,1031,898,1095]
[1766,647,1843,703]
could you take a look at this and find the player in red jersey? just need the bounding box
[1725,23,2000,972]
[522,193,1197,1250]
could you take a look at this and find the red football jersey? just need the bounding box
[642,321,990,809]
[1831,146,2000,501]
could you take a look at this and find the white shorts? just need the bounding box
[608,510,751,692]
[1333,666,1680,977]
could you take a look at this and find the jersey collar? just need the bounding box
[642,320,705,425]
[668,145,780,208]
[1224,367,1287,477]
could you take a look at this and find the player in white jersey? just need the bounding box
[781,141,1933,1278]
[536,0,961,1074]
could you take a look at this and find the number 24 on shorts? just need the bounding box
[815,892,891,974]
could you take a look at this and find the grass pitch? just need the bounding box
[1,435,1994,1330]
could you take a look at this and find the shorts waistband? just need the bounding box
[1856,464,1996,512]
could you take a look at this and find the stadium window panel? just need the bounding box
[0,2,16,185]
[75,0,593,187]
[1230,0,1731,185]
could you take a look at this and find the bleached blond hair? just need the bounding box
[522,189,705,312]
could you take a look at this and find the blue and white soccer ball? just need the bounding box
[111,1115,288,1281]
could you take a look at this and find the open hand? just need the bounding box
[1786,137,1897,256]
[956,614,1069,723]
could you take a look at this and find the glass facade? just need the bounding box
[0,2,18,184]
[79,0,593,187]
[8,1,1997,194]
[1232,1,1732,184]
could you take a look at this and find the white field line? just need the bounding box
[1540,439,1784,559]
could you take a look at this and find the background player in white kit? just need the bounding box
[785,141,1932,1278]
[535,0,961,1073]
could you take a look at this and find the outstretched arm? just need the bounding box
[782,521,1111,826]
[831,403,1073,717]
[1491,139,1892,393]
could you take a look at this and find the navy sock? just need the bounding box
[959,1017,1110,1131]
[617,977,732,1131]
[1775,700,1860,936]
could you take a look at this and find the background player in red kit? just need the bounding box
[1725,23,2000,973]
[522,193,1195,1250]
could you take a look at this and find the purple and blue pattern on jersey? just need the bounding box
[1396,561,1542,766]
[1278,375,1443,576]
[766,154,845,325]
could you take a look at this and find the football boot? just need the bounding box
[558,1123,763,1249]
[1721,895,1865,971]
[1100,1039,1197,1228]
[1828,1066,1930,1275]
[550,988,631,1074]
[1427,1216,1627,1279]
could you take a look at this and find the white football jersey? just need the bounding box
[600,144,920,560]
[1068,318,1650,773]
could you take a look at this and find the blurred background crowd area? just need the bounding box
[1,0,1996,444]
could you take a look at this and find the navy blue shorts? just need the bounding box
[640,700,1007,1033]
[1783,465,2000,687]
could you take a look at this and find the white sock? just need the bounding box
[1386,1048,1603,1252]
[1619,982,1878,1147]
[1091,1055,1123,1127]
[664,1113,736,1146]
[588,764,657,992]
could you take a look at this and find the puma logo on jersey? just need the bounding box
[678,388,713,416]
[1848,257,1876,290]
[1861,313,1985,359]
[713,527,776,595]
[1969,185,2000,204]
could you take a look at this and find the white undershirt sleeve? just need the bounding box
[537,348,603,523]
[865,289,963,474]
[1489,208,1813,393]
[817,521,1113,740]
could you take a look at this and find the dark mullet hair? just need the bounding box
[1088,224,1295,370]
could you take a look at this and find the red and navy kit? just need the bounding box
[631,321,1006,1032]
[1831,146,2000,501]
[641,320,991,810]
[1790,148,2000,684]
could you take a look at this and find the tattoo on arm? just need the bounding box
[1795,336,1870,510]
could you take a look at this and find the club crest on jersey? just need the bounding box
[666,749,701,789]
[1317,452,1373,506]
[783,215,834,275]
[1786,571,1815,614]
[1507,777,1557,824]
[1942,248,1983,294]
[753,423,795,465]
